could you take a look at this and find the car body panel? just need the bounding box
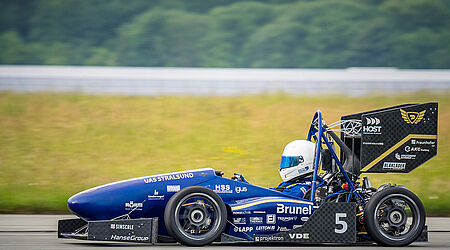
[68,168,314,238]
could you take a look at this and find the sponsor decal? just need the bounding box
[214,184,232,193]
[147,190,164,200]
[144,172,194,183]
[288,233,310,239]
[167,185,180,192]
[366,117,380,125]
[249,217,263,224]
[234,226,253,233]
[233,211,251,215]
[255,225,275,231]
[232,217,246,225]
[254,235,285,242]
[405,146,430,152]
[411,139,435,145]
[401,109,426,124]
[297,166,310,175]
[110,224,134,230]
[362,141,384,146]
[125,201,143,210]
[266,214,276,224]
[276,204,313,215]
[301,217,309,222]
[278,216,297,222]
[277,226,289,232]
[253,211,266,214]
[110,235,149,242]
[363,116,382,134]
[235,186,247,193]
[395,153,416,160]
[383,162,406,170]
[293,224,302,229]
[362,125,382,134]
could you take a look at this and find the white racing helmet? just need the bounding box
[279,140,316,182]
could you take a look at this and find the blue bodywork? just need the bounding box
[68,168,314,239]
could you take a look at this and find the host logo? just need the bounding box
[365,117,380,125]
[363,126,382,134]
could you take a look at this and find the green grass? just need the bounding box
[0,92,449,215]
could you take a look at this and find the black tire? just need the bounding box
[364,187,425,246]
[164,186,227,246]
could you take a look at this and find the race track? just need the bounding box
[0,215,449,250]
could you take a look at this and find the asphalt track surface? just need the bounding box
[0,215,449,250]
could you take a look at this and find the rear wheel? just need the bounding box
[164,186,227,246]
[364,187,425,246]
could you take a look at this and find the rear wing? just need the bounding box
[341,102,438,173]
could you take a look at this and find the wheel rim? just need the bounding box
[174,192,222,241]
[373,193,421,241]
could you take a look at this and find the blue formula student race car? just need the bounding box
[58,103,438,247]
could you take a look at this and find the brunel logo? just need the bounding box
[400,109,426,124]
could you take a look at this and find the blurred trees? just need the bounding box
[0,0,449,68]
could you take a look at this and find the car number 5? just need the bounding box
[335,213,347,233]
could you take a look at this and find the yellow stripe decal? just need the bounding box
[231,199,313,211]
[361,134,437,172]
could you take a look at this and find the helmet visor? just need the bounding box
[279,155,304,169]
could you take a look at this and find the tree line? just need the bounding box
[0,0,449,68]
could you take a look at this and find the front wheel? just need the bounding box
[364,187,425,246]
[164,186,227,246]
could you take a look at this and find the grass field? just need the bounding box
[0,92,449,215]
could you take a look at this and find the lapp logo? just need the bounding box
[401,109,426,124]
[289,233,310,239]
[366,117,380,125]
[234,227,253,233]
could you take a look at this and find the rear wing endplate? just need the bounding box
[341,102,438,173]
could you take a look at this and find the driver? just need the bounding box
[274,140,316,198]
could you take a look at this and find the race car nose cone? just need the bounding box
[67,191,94,219]
[67,194,84,216]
